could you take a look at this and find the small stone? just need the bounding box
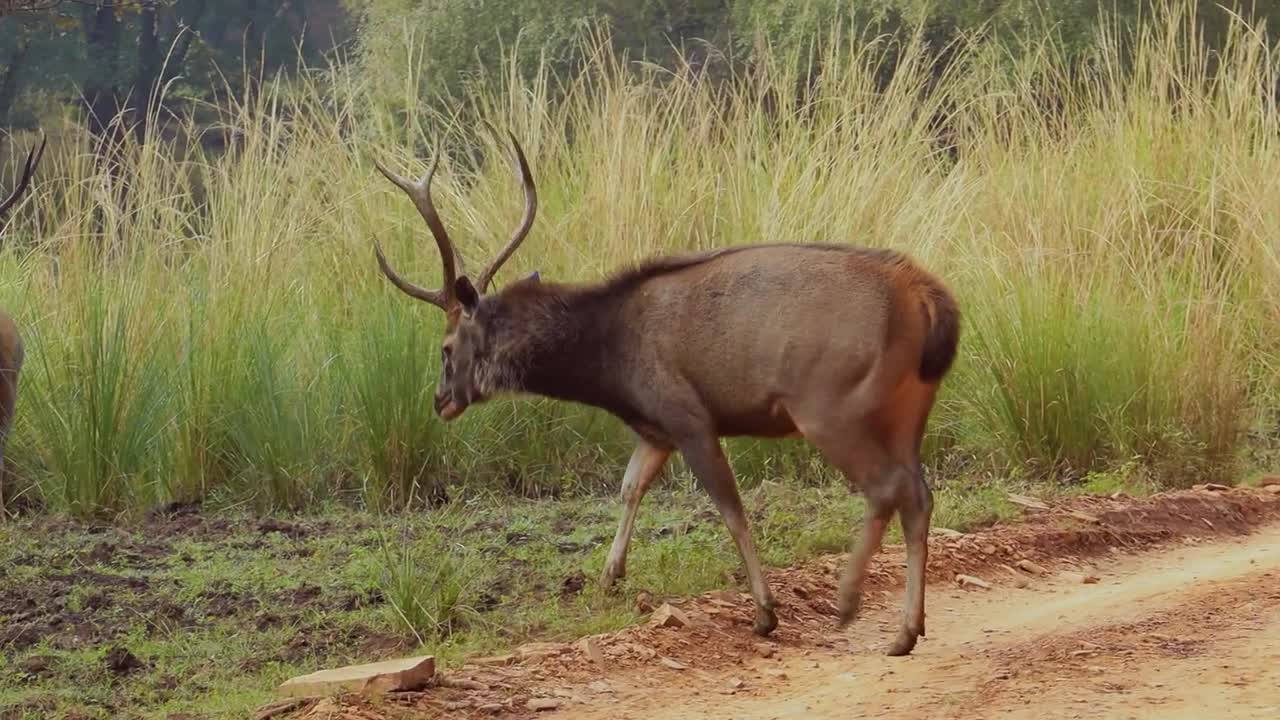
[471,654,516,667]
[1265,485,1280,495]
[1017,559,1048,576]
[981,544,997,555]
[1258,475,1280,488]
[754,644,775,658]
[588,680,614,694]
[526,698,562,712]
[18,655,53,676]
[955,574,992,589]
[477,703,505,714]
[659,657,688,670]
[252,697,312,720]
[1007,493,1050,511]
[1061,571,1099,585]
[1011,574,1029,589]
[635,591,656,613]
[650,603,691,629]
[577,636,605,665]
[516,642,565,664]
[728,677,747,689]
[931,527,963,538]
[1068,510,1101,524]
[1203,483,1232,492]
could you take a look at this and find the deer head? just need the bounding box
[372,132,538,421]
[0,132,46,235]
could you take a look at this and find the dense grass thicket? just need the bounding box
[1,5,1277,517]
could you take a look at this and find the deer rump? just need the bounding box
[369,133,960,658]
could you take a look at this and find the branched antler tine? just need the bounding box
[372,149,459,309]
[0,132,47,221]
[475,131,538,294]
[371,238,449,307]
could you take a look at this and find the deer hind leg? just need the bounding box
[601,438,671,590]
[679,433,778,637]
[890,461,932,656]
[794,400,932,655]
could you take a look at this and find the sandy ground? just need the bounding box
[285,486,1280,720]
[561,523,1280,720]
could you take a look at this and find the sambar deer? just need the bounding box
[0,132,44,515]
[369,132,960,656]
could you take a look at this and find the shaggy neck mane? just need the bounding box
[485,250,733,411]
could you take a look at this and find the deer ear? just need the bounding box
[455,276,480,314]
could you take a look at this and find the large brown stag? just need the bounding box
[0,132,44,516]
[369,133,960,656]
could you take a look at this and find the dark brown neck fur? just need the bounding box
[483,279,642,426]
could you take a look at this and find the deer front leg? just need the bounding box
[601,439,670,590]
[679,434,778,637]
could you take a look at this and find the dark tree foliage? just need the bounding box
[0,0,354,140]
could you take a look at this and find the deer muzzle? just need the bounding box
[433,389,464,421]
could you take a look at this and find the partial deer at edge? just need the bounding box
[369,132,960,657]
[0,132,44,516]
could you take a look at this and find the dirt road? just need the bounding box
[285,488,1280,720]
[561,523,1280,720]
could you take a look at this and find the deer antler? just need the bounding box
[0,131,47,225]
[372,131,538,307]
[372,147,460,311]
[474,131,538,294]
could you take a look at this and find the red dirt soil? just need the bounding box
[273,485,1280,720]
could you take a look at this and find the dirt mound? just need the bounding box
[270,485,1280,720]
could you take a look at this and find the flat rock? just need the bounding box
[1017,559,1048,576]
[1061,571,1100,584]
[651,603,691,629]
[930,527,964,538]
[577,636,605,665]
[1007,493,1050,511]
[1068,509,1101,524]
[517,642,566,664]
[1265,485,1280,495]
[471,654,516,667]
[955,574,992,590]
[277,655,435,697]
[1259,475,1280,488]
[527,698,562,712]
[659,656,689,670]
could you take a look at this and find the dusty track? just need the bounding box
[563,522,1280,720]
[288,486,1280,720]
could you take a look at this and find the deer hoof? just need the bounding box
[885,629,919,657]
[836,592,862,628]
[752,607,778,637]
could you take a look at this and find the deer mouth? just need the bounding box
[434,393,465,421]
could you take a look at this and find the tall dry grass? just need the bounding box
[0,3,1275,516]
